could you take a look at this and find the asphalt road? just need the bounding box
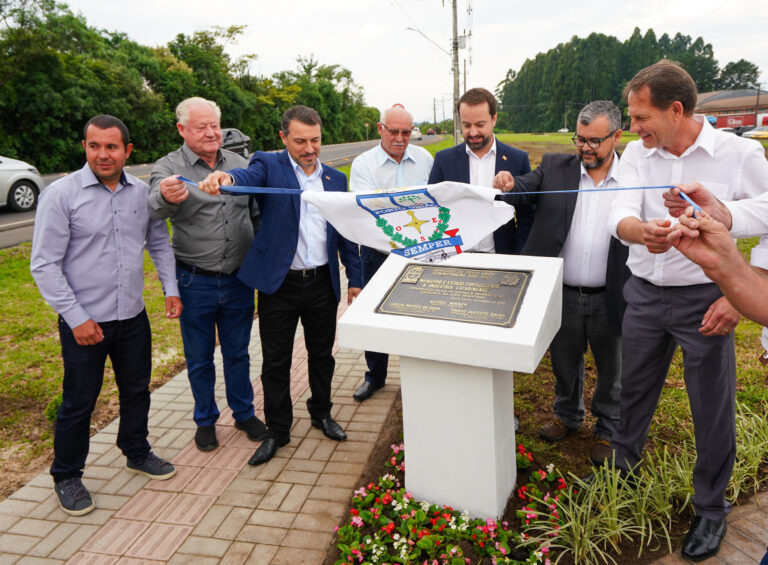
[0,136,443,249]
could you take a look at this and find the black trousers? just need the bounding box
[258,267,337,438]
[52,310,152,481]
[360,246,388,387]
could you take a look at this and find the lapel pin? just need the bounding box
[325,175,330,181]
[502,155,507,161]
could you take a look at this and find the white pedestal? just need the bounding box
[339,253,562,518]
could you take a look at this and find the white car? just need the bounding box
[0,155,44,212]
[411,127,423,140]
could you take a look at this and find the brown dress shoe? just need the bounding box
[539,419,576,442]
[589,438,612,466]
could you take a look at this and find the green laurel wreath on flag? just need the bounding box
[376,207,451,248]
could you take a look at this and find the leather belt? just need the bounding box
[176,260,236,277]
[287,264,329,278]
[565,284,605,295]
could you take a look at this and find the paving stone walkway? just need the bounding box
[1,283,767,564]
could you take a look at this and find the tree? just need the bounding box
[717,59,761,90]
[496,28,758,133]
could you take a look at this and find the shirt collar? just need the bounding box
[80,162,130,190]
[465,136,497,159]
[645,114,713,159]
[579,151,620,184]
[374,143,415,167]
[287,152,323,180]
[181,143,223,168]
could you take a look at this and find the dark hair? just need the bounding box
[83,115,131,147]
[457,87,497,116]
[281,105,322,135]
[624,60,697,116]
[578,100,622,131]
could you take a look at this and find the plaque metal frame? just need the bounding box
[375,264,532,328]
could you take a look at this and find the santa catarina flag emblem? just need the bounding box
[301,181,516,262]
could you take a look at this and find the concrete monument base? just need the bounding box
[339,253,562,518]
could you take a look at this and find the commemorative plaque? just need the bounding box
[376,264,531,328]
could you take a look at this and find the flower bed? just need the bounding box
[333,442,562,564]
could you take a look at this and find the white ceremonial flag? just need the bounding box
[301,181,515,262]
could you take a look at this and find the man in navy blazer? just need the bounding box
[200,106,362,465]
[428,87,534,254]
[494,101,629,465]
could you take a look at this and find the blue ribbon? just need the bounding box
[176,176,301,195]
[177,176,696,212]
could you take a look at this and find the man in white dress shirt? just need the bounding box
[348,105,433,401]
[607,60,768,561]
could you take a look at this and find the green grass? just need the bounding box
[0,242,184,492]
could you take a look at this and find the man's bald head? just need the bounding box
[378,106,415,163]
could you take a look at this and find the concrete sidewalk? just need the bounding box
[0,295,400,565]
[1,297,767,564]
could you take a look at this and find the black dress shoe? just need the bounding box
[353,381,382,401]
[311,416,347,441]
[248,435,290,466]
[681,516,726,562]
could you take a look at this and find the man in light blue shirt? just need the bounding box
[31,115,181,517]
[349,105,433,401]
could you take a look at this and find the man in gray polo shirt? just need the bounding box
[149,97,264,451]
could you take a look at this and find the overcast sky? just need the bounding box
[62,0,768,124]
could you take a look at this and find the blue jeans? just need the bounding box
[177,266,255,426]
[52,310,152,481]
[549,286,621,440]
[360,246,388,387]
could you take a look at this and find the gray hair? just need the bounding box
[176,97,221,125]
[381,106,413,126]
[577,100,621,131]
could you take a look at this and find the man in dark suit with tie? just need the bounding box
[199,105,362,465]
[428,87,534,254]
[493,100,629,464]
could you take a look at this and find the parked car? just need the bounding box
[0,155,44,212]
[743,126,768,140]
[221,128,252,159]
[733,125,755,137]
[411,127,423,140]
[426,128,435,135]
[557,127,569,133]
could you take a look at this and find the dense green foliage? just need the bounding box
[0,0,379,172]
[496,28,761,133]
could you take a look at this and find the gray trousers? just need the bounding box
[611,276,736,520]
[549,286,621,439]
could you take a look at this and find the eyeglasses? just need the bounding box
[381,124,413,137]
[571,129,618,149]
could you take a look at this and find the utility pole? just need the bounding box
[463,59,467,92]
[755,83,762,126]
[433,98,437,132]
[451,0,460,146]
[563,101,568,131]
